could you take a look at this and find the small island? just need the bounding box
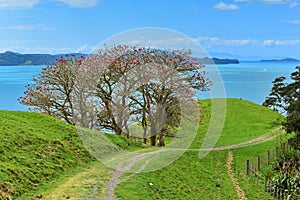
[197,57,239,65]
[261,58,300,62]
[212,57,239,64]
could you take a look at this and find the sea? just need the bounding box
[1,61,300,111]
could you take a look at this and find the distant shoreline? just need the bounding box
[261,58,300,62]
[0,51,240,66]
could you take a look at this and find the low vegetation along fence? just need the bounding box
[246,142,293,200]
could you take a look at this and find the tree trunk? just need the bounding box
[113,122,122,135]
[158,127,165,147]
[150,134,156,146]
[150,121,157,146]
[143,126,147,144]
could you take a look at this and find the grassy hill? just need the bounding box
[192,98,284,148]
[0,110,142,199]
[0,98,287,199]
[114,98,286,199]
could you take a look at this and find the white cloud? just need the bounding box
[284,19,300,24]
[235,0,299,5]
[263,39,300,46]
[125,37,198,50]
[54,0,99,8]
[0,0,39,9]
[213,2,239,10]
[0,24,54,31]
[0,0,100,9]
[76,44,95,53]
[196,36,255,47]
[0,46,76,54]
[259,0,287,4]
[234,0,250,2]
[125,36,256,50]
[289,1,299,7]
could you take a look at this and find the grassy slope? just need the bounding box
[116,150,238,200]
[0,110,142,199]
[0,98,287,199]
[115,98,286,199]
[191,98,283,148]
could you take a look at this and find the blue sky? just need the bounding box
[1,0,300,58]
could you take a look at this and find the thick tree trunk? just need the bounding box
[113,122,123,135]
[150,134,156,146]
[150,121,157,146]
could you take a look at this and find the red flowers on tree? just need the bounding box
[20,45,211,146]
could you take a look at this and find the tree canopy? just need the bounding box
[20,45,211,146]
[264,66,300,147]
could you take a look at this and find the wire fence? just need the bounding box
[245,142,295,200]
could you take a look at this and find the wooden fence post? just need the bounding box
[246,160,250,175]
[264,178,267,192]
[258,155,261,171]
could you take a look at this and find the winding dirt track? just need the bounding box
[226,150,247,200]
[103,127,282,200]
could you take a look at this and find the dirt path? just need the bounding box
[226,150,247,200]
[192,126,282,151]
[41,127,281,199]
[103,127,282,199]
[104,150,166,200]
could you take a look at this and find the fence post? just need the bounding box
[258,155,261,171]
[246,160,250,175]
[264,178,267,192]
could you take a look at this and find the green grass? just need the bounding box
[115,150,239,200]
[232,135,291,199]
[231,129,293,200]
[0,98,288,199]
[191,98,284,148]
[32,161,111,200]
[114,98,287,199]
[0,110,142,199]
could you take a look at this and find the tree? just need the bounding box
[264,66,300,148]
[20,45,211,146]
[20,55,81,125]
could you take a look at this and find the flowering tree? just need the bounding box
[20,55,81,124]
[20,45,211,146]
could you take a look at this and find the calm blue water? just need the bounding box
[0,66,43,111]
[201,61,300,104]
[1,61,300,111]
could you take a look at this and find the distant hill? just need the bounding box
[0,51,239,66]
[196,57,239,65]
[261,58,300,62]
[0,51,86,66]
[212,57,239,64]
